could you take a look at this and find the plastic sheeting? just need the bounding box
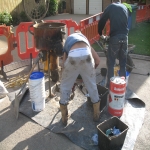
[17,80,145,150]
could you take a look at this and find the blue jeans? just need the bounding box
[106,34,128,88]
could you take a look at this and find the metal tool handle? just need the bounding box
[28,24,34,35]
[61,29,66,35]
[17,52,43,96]
[28,20,45,35]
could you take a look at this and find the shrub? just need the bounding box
[11,11,30,26]
[46,0,58,16]
[0,11,13,25]
[19,11,30,22]
[58,1,63,13]
[11,13,20,26]
[38,4,46,17]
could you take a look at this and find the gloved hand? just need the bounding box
[100,35,106,40]
[101,35,110,40]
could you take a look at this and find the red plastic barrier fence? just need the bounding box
[136,5,147,23]
[0,25,15,67]
[105,21,110,36]
[1,4,149,68]
[16,22,37,60]
[80,4,150,45]
[15,19,79,60]
[79,12,110,45]
[146,4,150,20]
[79,13,102,44]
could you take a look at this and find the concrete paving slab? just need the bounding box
[43,14,92,24]
[0,97,83,150]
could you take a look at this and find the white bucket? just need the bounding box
[29,71,46,112]
[118,71,130,86]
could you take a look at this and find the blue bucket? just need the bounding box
[126,71,130,86]
[118,71,130,77]
[30,71,44,80]
[128,16,131,30]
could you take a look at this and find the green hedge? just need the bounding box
[46,0,58,16]
[0,11,12,25]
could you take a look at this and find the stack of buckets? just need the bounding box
[108,68,130,117]
[29,71,46,112]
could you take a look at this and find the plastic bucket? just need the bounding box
[126,71,130,86]
[29,71,46,112]
[108,76,126,117]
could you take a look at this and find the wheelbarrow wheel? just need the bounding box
[51,70,59,83]
[23,0,49,21]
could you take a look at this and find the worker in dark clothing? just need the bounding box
[98,0,129,88]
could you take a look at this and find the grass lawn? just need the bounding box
[92,42,104,52]
[92,21,150,56]
[128,21,150,56]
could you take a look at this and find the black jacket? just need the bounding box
[98,2,129,37]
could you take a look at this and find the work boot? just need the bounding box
[93,101,100,122]
[59,104,68,125]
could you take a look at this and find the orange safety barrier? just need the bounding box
[136,5,147,23]
[79,13,102,44]
[16,22,37,60]
[1,5,149,67]
[105,21,110,36]
[79,13,110,45]
[80,4,150,45]
[16,19,79,60]
[146,4,150,20]
[0,25,15,67]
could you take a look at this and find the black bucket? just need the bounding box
[88,85,109,112]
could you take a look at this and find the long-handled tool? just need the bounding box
[14,52,43,119]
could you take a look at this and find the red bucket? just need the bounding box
[108,76,126,116]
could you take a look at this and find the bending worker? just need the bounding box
[98,0,129,88]
[59,31,100,125]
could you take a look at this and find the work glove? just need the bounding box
[101,35,110,40]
